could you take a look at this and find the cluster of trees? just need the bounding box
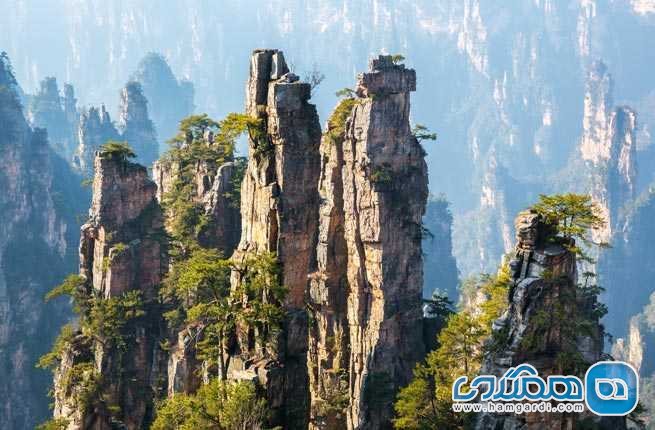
[37,113,284,429]
[154,114,287,428]
[161,113,254,252]
[394,193,611,429]
[394,269,511,429]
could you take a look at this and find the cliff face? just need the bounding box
[308,55,428,430]
[477,210,624,429]
[580,61,637,244]
[153,144,242,255]
[53,153,167,429]
[130,52,194,150]
[73,105,119,177]
[28,77,79,159]
[117,81,159,168]
[0,54,85,430]
[227,49,322,428]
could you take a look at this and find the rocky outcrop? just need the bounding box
[153,148,242,255]
[73,105,119,177]
[477,210,625,429]
[227,49,322,428]
[28,77,79,159]
[308,55,428,430]
[580,61,637,243]
[53,153,167,429]
[0,53,85,430]
[117,81,159,167]
[131,52,194,150]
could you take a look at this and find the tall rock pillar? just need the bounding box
[308,55,428,429]
[230,49,322,428]
[53,153,167,429]
[580,61,637,243]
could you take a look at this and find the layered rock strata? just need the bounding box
[228,49,322,428]
[53,153,167,429]
[308,55,428,430]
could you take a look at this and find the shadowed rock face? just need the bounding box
[580,61,637,244]
[228,49,322,429]
[130,52,194,151]
[28,76,79,159]
[476,210,625,430]
[0,53,85,430]
[73,105,119,177]
[308,55,428,430]
[53,154,167,430]
[117,81,159,168]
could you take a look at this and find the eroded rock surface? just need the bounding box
[53,153,167,429]
[308,55,428,430]
[228,49,322,428]
[476,210,625,429]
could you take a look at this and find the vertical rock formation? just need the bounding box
[28,76,79,159]
[53,153,167,429]
[73,105,119,177]
[601,188,655,353]
[228,49,322,428]
[477,210,625,429]
[308,55,428,430]
[580,61,637,243]
[131,52,194,149]
[153,145,242,254]
[422,197,459,299]
[117,81,159,168]
[0,53,84,429]
[74,82,159,177]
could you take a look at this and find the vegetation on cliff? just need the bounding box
[152,378,268,430]
[160,113,255,253]
[394,268,511,429]
[394,193,609,429]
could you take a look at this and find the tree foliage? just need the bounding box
[531,193,607,262]
[161,249,286,380]
[304,63,325,92]
[152,378,268,430]
[335,87,356,98]
[412,124,437,143]
[394,268,511,429]
[99,140,136,162]
[162,113,258,253]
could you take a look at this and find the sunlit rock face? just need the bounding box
[5,1,655,279]
[579,61,637,244]
[308,55,428,430]
[227,49,322,429]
